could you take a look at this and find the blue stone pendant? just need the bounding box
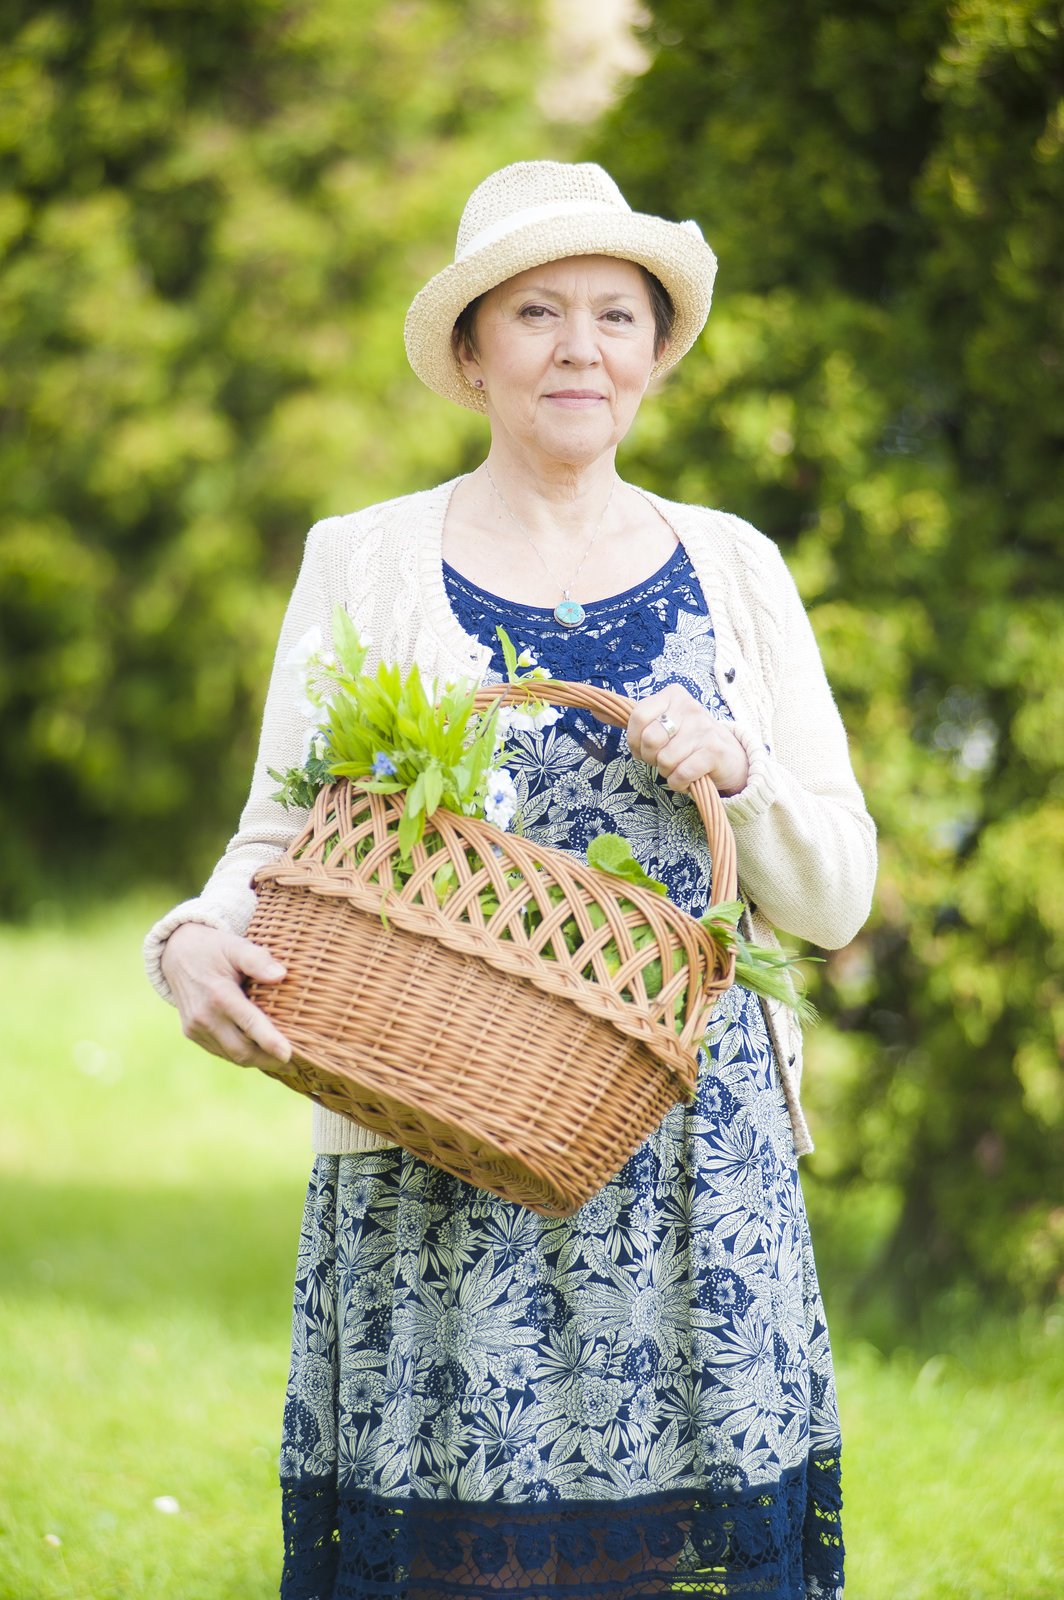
[554,598,585,629]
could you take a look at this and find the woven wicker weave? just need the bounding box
[245,680,737,1215]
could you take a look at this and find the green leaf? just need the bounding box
[433,862,457,905]
[267,764,321,811]
[406,771,427,817]
[586,833,668,894]
[705,899,744,929]
[698,906,822,1023]
[332,605,368,677]
[397,804,422,858]
[496,624,519,681]
[422,763,444,816]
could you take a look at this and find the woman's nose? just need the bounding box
[555,312,601,366]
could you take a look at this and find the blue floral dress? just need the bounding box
[279,545,845,1599]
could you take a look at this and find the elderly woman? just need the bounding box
[146,161,874,1599]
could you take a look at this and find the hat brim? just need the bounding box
[404,210,717,413]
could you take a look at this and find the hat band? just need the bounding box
[456,198,632,262]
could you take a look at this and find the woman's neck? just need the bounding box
[478,444,622,539]
[442,455,677,609]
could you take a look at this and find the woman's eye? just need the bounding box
[603,308,634,324]
[519,304,551,320]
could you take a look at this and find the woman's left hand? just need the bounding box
[627,685,750,797]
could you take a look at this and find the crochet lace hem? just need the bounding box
[280,1452,843,1599]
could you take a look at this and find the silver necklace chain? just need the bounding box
[483,466,618,629]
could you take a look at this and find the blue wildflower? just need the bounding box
[372,752,397,778]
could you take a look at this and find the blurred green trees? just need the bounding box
[596,0,1064,1312]
[0,0,546,906]
[2,0,1061,1315]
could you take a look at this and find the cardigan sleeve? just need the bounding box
[143,519,340,1003]
[718,537,877,950]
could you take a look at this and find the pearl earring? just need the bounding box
[473,378,484,389]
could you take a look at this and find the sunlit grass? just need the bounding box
[0,900,1061,1598]
[0,898,309,1598]
[838,1325,1063,1599]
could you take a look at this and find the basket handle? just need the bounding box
[471,679,738,911]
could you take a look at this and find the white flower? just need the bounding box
[483,768,518,830]
[511,1443,545,1482]
[285,625,322,671]
[43,1534,62,1547]
[286,626,328,720]
[500,1348,537,1384]
[287,628,338,723]
[497,704,562,736]
[153,1496,181,1515]
[516,647,538,668]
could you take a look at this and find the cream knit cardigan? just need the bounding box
[144,476,876,1158]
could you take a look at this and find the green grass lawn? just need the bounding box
[0,898,310,1599]
[1,899,1061,1599]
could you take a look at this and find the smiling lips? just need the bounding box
[545,389,606,406]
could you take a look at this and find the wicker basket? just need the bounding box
[244,680,737,1216]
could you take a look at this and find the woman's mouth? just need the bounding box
[544,390,606,408]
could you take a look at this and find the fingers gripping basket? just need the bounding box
[245,681,737,1216]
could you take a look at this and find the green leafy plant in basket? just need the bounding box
[269,609,817,1031]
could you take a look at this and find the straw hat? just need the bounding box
[404,160,717,413]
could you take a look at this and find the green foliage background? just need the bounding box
[594,0,1064,1320]
[0,0,545,903]
[1,0,1062,1320]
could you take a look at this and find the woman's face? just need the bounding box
[457,255,663,468]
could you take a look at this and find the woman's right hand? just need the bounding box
[161,922,293,1069]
